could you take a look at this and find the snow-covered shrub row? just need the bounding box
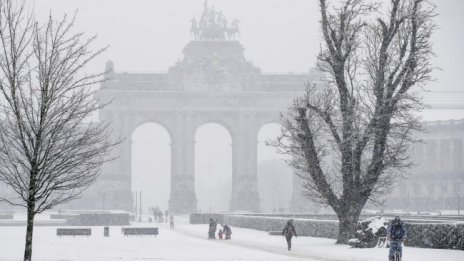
[405,223,464,250]
[0,214,13,220]
[224,215,339,239]
[240,213,338,220]
[189,213,225,224]
[65,213,130,226]
[349,216,389,248]
[188,214,464,249]
[50,214,77,220]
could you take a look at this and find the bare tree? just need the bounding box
[0,1,118,260]
[272,0,436,243]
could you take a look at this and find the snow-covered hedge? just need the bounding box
[349,216,388,248]
[65,213,130,226]
[189,213,225,224]
[224,215,339,239]
[50,214,77,220]
[405,223,464,250]
[189,213,464,249]
[0,214,13,220]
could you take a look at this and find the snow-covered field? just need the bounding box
[0,216,463,261]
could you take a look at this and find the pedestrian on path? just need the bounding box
[208,218,217,239]
[282,219,297,251]
[170,214,175,230]
[222,224,232,240]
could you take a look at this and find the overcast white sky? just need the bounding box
[28,0,464,211]
[31,0,464,91]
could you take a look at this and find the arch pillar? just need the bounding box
[425,139,438,171]
[107,137,134,211]
[438,139,451,171]
[230,115,260,212]
[169,113,197,213]
[452,138,463,171]
[81,112,133,211]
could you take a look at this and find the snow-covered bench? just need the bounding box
[121,227,158,236]
[56,228,91,237]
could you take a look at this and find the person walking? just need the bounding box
[222,224,232,240]
[387,216,407,261]
[282,219,297,251]
[208,218,217,239]
[169,214,175,230]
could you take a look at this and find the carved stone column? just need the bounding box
[411,142,424,172]
[438,139,451,172]
[425,139,438,171]
[169,113,197,213]
[81,112,133,211]
[452,138,463,171]
[230,114,260,212]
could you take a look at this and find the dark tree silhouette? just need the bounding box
[272,0,436,243]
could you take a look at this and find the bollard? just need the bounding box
[104,226,109,237]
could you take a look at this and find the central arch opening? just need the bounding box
[195,123,232,213]
[131,123,171,213]
[257,123,292,213]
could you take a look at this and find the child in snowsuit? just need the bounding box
[218,229,224,240]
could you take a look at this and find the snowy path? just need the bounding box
[0,216,463,261]
[0,222,306,261]
[174,216,464,261]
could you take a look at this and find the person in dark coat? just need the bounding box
[165,210,169,223]
[282,219,297,251]
[169,214,174,230]
[387,216,407,261]
[222,224,232,240]
[208,218,217,239]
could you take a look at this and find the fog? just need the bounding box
[23,0,464,213]
[31,0,464,90]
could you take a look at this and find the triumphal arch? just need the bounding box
[62,3,464,214]
[84,5,314,213]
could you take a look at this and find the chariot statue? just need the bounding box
[190,0,240,41]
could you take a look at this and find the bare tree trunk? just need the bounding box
[24,201,35,261]
[335,205,362,244]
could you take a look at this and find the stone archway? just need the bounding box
[257,123,292,213]
[77,20,313,213]
[131,122,171,212]
[194,123,232,212]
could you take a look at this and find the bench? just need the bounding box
[57,228,91,237]
[121,227,158,236]
[268,231,283,236]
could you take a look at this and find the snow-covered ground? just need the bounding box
[0,216,463,261]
